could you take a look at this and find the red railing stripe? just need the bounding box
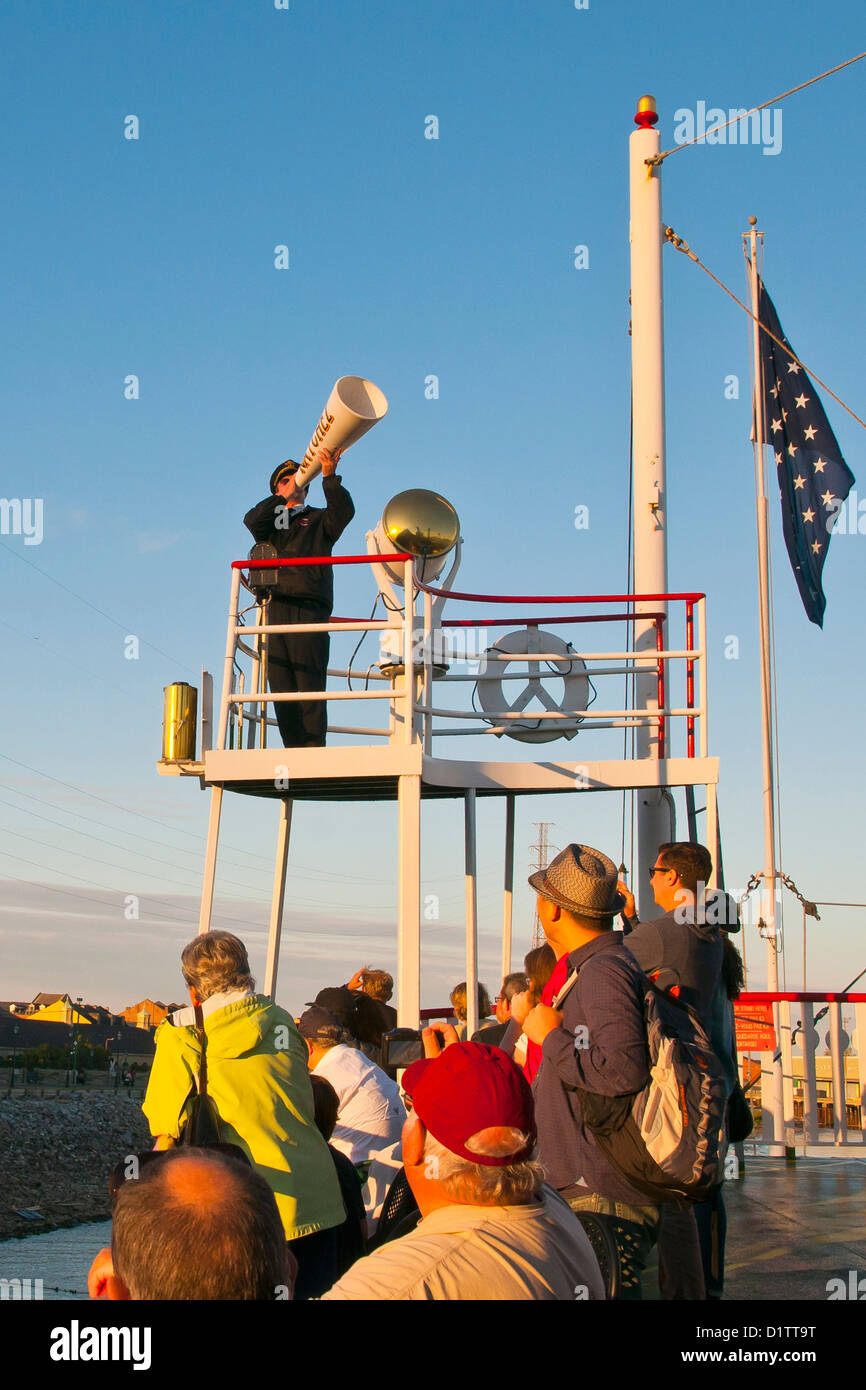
[739,992,866,1004]
[234,554,414,569]
[438,612,667,628]
[415,583,705,604]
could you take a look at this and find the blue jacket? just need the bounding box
[533,933,652,1205]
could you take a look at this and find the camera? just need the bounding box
[381,1028,425,1069]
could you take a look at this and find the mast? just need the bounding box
[746,219,785,1151]
[629,95,674,914]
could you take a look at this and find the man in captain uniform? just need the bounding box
[244,446,354,747]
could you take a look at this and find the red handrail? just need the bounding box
[233,554,413,569]
[655,617,665,760]
[685,601,696,759]
[739,991,866,1004]
[439,612,667,628]
[415,582,706,604]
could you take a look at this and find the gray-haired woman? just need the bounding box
[142,930,345,1298]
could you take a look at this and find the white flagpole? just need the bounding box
[746,218,785,1154]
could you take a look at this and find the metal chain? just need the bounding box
[779,873,820,920]
[736,870,820,950]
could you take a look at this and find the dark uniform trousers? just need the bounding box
[266,598,331,747]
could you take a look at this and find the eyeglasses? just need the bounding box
[648,864,669,880]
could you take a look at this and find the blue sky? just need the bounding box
[1,0,864,1015]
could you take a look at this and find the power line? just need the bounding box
[0,540,197,675]
[0,823,272,902]
[0,758,485,888]
[653,51,866,163]
[0,868,256,932]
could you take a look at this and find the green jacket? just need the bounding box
[142,995,344,1240]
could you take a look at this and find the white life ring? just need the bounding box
[475,628,589,743]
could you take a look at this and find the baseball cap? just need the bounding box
[402,1041,536,1167]
[296,1006,344,1044]
[269,459,303,493]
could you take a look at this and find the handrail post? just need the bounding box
[218,567,242,752]
[423,588,433,755]
[855,1001,866,1145]
[403,558,415,745]
[685,599,695,758]
[800,1000,819,1145]
[655,616,665,760]
[780,1000,796,1158]
[697,596,708,758]
[829,1003,848,1145]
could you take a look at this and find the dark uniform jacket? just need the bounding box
[243,475,355,610]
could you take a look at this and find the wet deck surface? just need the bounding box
[721,1154,866,1300]
[641,1154,866,1300]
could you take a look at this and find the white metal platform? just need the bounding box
[165,746,719,802]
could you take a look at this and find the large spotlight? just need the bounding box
[367,489,462,677]
[370,489,460,587]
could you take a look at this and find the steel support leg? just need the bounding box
[501,793,515,984]
[199,785,224,934]
[464,789,479,1039]
[264,798,293,999]
[397,775,421,1028]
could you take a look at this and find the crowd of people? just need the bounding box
[87,839,745,1301]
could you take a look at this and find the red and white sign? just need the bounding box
[734,1002,777,1052]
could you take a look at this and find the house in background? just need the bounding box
[122,999,181,1031]
[27,995,92,1027]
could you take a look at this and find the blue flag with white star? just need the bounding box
[757,280,855,627]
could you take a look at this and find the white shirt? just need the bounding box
[312,1044,405,1165]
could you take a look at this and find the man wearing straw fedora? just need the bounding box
[509,843,660,1299]
[244,446,354,747]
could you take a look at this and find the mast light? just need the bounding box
[634,95,658,128]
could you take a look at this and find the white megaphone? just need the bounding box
[293,376,389,489]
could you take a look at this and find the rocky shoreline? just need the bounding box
[0,1093,152,1241]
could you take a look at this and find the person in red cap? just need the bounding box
[321,1031,604,1301]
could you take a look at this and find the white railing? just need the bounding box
[220,558,709,762]
[738,991,866,1150]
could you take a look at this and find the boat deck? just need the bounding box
[642,1154,866,1300]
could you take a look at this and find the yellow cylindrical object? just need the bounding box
[162,682,197,761]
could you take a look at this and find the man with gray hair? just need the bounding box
[143,931,345,1299]
[321,1036,604,1300]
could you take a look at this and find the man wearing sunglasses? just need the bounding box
[618,843,742,1301]
[244,446,354,747]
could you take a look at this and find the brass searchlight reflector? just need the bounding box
[382,490,459,560]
